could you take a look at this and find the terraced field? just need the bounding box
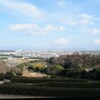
[0,77,100,98]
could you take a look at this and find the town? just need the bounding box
[0,50,100,59]
[0,49,99,68]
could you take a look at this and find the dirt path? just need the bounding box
[0,94,35,98]
[0,94,53,98]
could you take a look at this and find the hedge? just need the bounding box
[11,77,88,83]
[34,82,100,88]
[0,84,100,97]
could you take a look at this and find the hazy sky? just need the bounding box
[0,0,100,50]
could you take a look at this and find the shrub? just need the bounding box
[0,74,5,80]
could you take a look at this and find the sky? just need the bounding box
[0,0,100,50]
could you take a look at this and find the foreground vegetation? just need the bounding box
[0,77,100,97]
[14,53,100,80]
[0,53,100,80]
[0,53,100,97]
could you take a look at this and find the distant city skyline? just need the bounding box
[0,0,100,50]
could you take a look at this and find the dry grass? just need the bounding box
[22,70,48,78]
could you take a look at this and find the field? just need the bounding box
[0,77,100,98]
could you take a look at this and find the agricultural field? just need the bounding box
[0,77,100,98]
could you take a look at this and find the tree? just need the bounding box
[28,65,34,71]
[54,65,64,71]
[92,67,100,80]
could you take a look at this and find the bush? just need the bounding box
[0,74,5,80]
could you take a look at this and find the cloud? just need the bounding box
[9,24,40,32]
[69,13,93,25]
[0,0,96,27]
[44,25,66,32]
[95,39,100,45]
[54,38,70,45]
[79,13,92,19]
[8,24,66,35]
[82,28,100,35]
[59,13,94,26]
[34,31,46,35]
[57,0,66,8]
[79,13,93,25]
[0,0,44,19]
[59,26,66,31]
[44,25,58,31]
